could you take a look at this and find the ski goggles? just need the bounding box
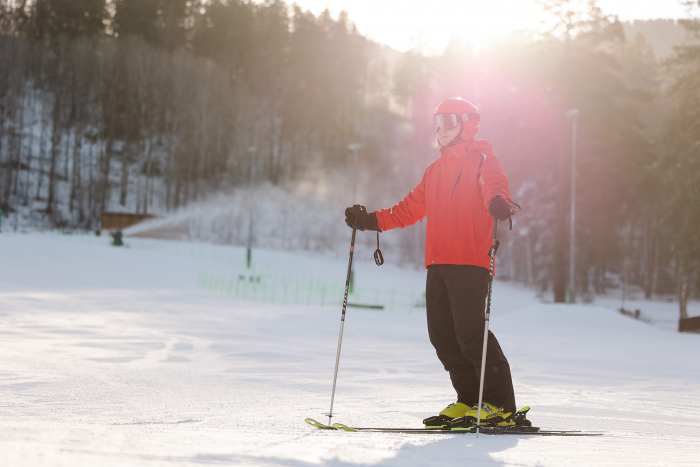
[434,113,480,131]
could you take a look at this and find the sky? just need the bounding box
[288,0,690,53]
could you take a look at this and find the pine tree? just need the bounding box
[660,2,700,320]
[32,0,106,40]
[113,0,159,43]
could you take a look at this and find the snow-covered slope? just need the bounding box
[1,234,699,466]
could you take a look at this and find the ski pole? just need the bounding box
[476,218,499,438]
[327,222,358,425]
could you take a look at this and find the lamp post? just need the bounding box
[565,108,579,304]
[247,145,257,269]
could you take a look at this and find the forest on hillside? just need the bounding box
[0,0,699,313]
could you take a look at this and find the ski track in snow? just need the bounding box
[1,234,699,466]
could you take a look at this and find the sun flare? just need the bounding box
[287,0,688,53]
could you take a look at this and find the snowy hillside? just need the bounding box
[1,234,699,466]
[121,180,422,268]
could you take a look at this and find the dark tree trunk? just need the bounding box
[553,146,568,303]
[24,86,36,205]
[36,95,48,200]
[12,84,27,197]
[69,125,82,213]
[120,141,130,206]
[46,92,62,214]
[100,137,113,214]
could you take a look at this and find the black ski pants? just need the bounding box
[426,264,516,413]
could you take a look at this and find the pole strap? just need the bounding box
[374,232,384,266]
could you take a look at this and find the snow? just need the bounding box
[592,293,700,332]
[118,181,427,270]
[1,234,699,466]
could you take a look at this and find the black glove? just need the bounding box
[488,195,511,221]
[345,205,381,232]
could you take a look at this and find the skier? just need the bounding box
[344,97,518,427]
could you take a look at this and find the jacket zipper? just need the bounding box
[451,170,463,199]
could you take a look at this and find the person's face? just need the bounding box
[437,124,460,147]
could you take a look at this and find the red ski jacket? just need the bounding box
[375,138,510,270]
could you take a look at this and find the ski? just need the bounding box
[305,419,446,432]
[305,419,601,436]
[304,418,335,430]
[333,423,597,436]
[336,424,600,436]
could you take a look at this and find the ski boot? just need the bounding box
[449,402,517,428]
[422,402,470,428]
